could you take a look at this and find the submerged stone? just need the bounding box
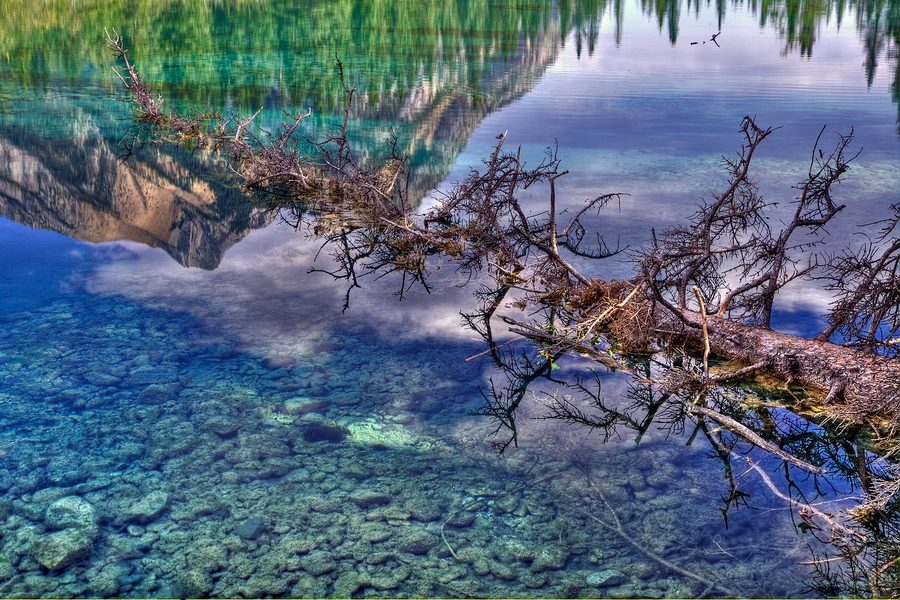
[177,569,213,598]
[82,371,120,387]
[124,491,169,524]
[283,397,327,416]
[137,384,174,404]
[204,416,240,438]
[234,517,265,539]
[531,546,570,572]
[124,368,178,387]
[31,528,92,570]
[302,422,349,443]
[299,551,337,576]
[333,572,368,597]
[397,530,439,554]
[349,490,392,509]
[587,569,627,587]
[44,496,98,534]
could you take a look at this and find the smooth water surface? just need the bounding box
[0,0,897,597]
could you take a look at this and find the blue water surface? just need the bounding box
[0,0,895,596]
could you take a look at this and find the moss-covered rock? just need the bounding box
[531,546,570,572]
[348,490,392,509]
[444,509,477,527]
[586,569,627,587]
[44,496,99,540]
[124,491,168,524]
[370,564,410,590]
[86,564,128,597]
[189,542,228,573]
[291,574,328,598]
[177,569,213,598]
[30,528,92,570]
[396,529,439,554]
[523,572,549,588]
[283,398,327,416]
[444,578,483,597]
[359,523,392,543]
[138,384,175,404]
[333,571,369,597]
[489,561,518,580]
[242,573,289,597]
[299,551,337,576]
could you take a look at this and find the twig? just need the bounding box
[693,286,710,379]
[685,403,827,474]
[579,478,741,598]
[440,520,460,561]
[734,454,865,541]
[581,284,641,334]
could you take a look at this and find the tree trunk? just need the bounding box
[654,305,900,420]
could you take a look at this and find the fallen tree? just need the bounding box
[106,30,900,446]
[106,31,900,595]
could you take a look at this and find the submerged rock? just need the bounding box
[44,496,99,540]
[334,572,369,597]
[302,421,349,443]
[234,517,265,539]
[124,491,169,524]
[348,490,392,509]
[31,528,92,570]
[82,371,121,387]
[283,397,327,416]
[397,530,439,554]
[45,496,97,531]
[587,569,627,587]
[299,551,337,576]
[137,384,174,405]
[177,569,213,598]
[204,416,240,438]
[531,546,570,572]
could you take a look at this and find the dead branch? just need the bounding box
[687,403,827,474]
[578,476,741,598]
[818,204,900,355]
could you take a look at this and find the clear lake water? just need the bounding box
[0,0,897,597]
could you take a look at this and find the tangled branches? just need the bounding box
[818,204,900,356]
[637,117,857,328]
[106,32,900,595]
[109,27,900,433]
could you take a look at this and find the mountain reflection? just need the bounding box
[0,0,594,268]
[0,0,895,270]
[0,131,272,270]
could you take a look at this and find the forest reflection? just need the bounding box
[0,0,896,114]
[635,0,898,131]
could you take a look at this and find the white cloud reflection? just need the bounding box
[83,219,505,360]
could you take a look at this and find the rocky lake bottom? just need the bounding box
[0,279,827,598]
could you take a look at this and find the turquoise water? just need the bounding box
[0,0,897,597]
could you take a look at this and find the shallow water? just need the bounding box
[0,229,838,597]
[0,0,896,597]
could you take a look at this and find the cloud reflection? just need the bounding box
[82,219,501,362]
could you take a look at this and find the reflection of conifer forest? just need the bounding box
[645,0,899,127]
[0,0,896,125]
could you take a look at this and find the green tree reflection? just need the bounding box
[636,0,898,128]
